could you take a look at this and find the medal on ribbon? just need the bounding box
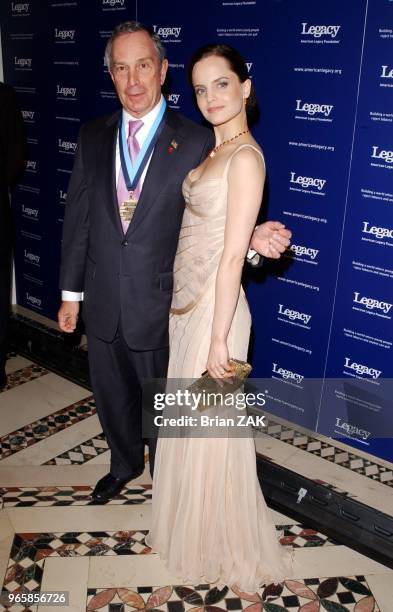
[119,99,167,223]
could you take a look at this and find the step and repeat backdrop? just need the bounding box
[1,0,392,461]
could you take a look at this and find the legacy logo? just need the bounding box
[56,85,77,98]
[21,110,35,121]
[167,93,180,106]
[58,138,77,153]
[11,2,30,14]
[301,23,340,38]
[362,221,393,240]
[14,56,32,69]
[152,25,181,38]
[102,0,125,6]
[371,145,393,163]
[24,249,40,265]
[380,65,393,78]
[344,357,381,380]
[22,205,39,219]
[335,417,371,441]
[26,160,37,172]
[278,304,311,326]
[353,291,392,315]
[26,292,41,308]
[295,99,333,117]
[54,28,76,41]
[290,244,319,260]
[290,171,326,191]
[272,362,304,385]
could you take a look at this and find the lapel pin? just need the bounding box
[168,139,178,153]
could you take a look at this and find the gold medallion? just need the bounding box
[119,192,138,222]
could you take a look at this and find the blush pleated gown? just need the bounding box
[146,145,294,592]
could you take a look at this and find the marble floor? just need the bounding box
[0,353,392,611]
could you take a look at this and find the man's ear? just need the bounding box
[160,58,169,85]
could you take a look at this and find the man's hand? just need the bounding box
[58,300,80,333]
[250,221,292,259]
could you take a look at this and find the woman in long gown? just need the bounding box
[146,44,293,592]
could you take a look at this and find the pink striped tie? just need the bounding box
[117,119,143,233]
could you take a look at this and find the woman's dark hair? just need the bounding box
[188,44,258,119]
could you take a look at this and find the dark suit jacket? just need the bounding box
[60,108,214,350]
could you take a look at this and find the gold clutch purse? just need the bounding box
[187,358,252,411]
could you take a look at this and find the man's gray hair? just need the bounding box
[104,21,166,69]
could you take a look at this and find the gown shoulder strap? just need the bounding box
[222,143,265,181]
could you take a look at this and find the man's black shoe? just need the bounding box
[91,469,144,502]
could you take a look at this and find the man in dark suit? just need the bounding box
[0,83,25,389]
[58,22,291,501]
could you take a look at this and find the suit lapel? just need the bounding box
[99,111,123,237]
[126,109,184,237]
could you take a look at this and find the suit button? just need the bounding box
[121,239,128,247]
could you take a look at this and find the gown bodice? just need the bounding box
[170,144,264,314]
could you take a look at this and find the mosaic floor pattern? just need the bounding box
[87,579,380,612]
[0,485,152,507]
[2,525,336,596]
[0,354,391,611]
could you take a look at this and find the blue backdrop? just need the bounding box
[1,0,392,461]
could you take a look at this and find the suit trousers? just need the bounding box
[87,324,169,479]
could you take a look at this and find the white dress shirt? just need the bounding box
[62,96,165,301]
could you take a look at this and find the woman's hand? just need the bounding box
[250,221,292,259]
[206,339,235,381]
